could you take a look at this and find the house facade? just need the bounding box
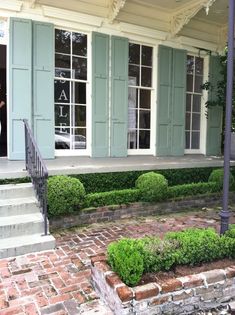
[0,0,227,160]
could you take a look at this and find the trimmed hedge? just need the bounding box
[71,167,225,194]
[167,182,219,199]
[48,176,85,216]
[83,189,140,208]
[107,227,235,286]
[209,168,235,189]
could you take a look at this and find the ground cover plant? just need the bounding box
[107,226,235,286]
[47,168,235,217]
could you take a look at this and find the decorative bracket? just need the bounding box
[170,0,216,36]
[29,0,36,8]
[108,0,127,23]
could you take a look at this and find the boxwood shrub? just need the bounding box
[167,182,219,199]
[83,189,140,208]
[135,172,168,202]
[48,175,85,216]
[209,168,235,189]
[107,227,235,286]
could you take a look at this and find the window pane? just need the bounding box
[129,65,140,86]
[141,67,152,87]
[128,109,137,129]
[72,33,87,57]
[72,128,86,149]
[185,113,191,130]
[195,57,203,75]
[55,29,70,54]
[139,130,150,149]
[128,88,138,109]
[129,43,140,65]
[75,106,86,127]
[55,104,70,126]
[193,95,201,112]
[55,128,70,149]
[74,82,86,104]
[55,54,70,78]
[192,131,200,149]
[194,75,203,93]
[128,130,137,149]
[192,113,200,131]
[187,56,194,74]
[142,46,152,66]
[187,74,193,92]
[139,110,150,129]
[140,89,151,109]
[72,57,87,80]
[186,94,191,112]
[185,131,190,149]
[54,80,70,104]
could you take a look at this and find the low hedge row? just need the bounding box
[71,167,224,194]
[107,226,235,286]
[47,168,234,217]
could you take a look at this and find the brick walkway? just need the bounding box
[0,207,234,315]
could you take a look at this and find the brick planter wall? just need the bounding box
[91,255,235,315]
[49,193,230,229]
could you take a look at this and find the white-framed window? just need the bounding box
[54,29,88,152]
[128,43,153,151]
[185,55,204,151]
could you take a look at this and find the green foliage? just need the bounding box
[70,167,222,193]
[107,238,144,286]
[107,228,235,286]
[47,175,85,216]
[165,228,224,265]
[167,182,219,199]
[0,177,30,185]
[135,172,168,202]
[83,189,140,208]
[208,168,235,189]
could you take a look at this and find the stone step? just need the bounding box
[0,213,45,239]
[0,233,55,259]
[0,183,34,199]
[0,197,39,217]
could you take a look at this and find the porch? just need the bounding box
[0,155,233,179]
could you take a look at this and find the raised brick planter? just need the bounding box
[50,193,233,229]
[91,254,235,315]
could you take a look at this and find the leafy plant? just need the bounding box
[83,189,140,208]
[47,175,85,216]
[107,238,144,286]
[208,168,234,189]
[135,172,168,202]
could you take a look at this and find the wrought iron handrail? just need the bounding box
[23,119,48,236]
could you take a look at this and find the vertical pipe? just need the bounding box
[220,0,235,234]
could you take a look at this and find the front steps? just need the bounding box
[0,183,55,259]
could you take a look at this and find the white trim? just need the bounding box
[55,150,89,157]
[0,0,23,12]
[42,6,103,28]
[128,149,153,155]
[119,22,167,41]
[178,36,218,53]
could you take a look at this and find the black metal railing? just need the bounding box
[23,119,48,236]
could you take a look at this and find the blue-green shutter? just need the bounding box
[33,21,54,159]
[171,48,186,156]
[206,55,223,156]
[110,36,128,157]
[156,45,172,156]
[9,18,32,160]
[91,32,109,157]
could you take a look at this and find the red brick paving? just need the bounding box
[0,208,234,314]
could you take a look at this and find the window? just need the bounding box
[54,29,87,150]
[128,43,153,150]
[185,55,204,150]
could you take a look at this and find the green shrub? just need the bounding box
[135,172,168,202]
[70,167,225,193]
[165,228,224,265]
[107,238,144,286]
[167,182,219,199]
[48,175,85,216]
[208,168,235,189]
[138,237,179,273]
[83,189,140,208]
[224,224,235,238]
